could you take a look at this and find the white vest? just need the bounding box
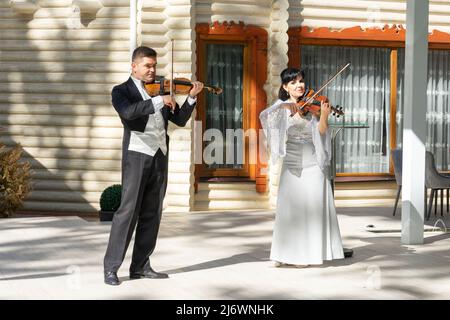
[128,76,167,156]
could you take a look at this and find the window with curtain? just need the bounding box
[396,48,450,171]
[301,45,391,173]
[205,43,244,169]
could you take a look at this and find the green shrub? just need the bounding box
[100,184,121,212]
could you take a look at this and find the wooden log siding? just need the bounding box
[289,0,450,33]
[196,0,272,27]
[0,0,301,213]
[0,0,131,213]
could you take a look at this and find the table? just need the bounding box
[329,122,370,194]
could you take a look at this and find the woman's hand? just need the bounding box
[281,103,298,116]
[318,100,331,135]
[321,100,331,118]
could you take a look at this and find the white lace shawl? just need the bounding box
[259,99,332,172]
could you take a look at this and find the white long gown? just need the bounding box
[260,100,344,265]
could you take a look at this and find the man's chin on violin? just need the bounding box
[131,54,204,112]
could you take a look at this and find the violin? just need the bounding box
[293,62,351,118]
[296,89,344,118]
[144,76,223,97]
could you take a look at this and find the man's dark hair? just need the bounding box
[132,46,157,62]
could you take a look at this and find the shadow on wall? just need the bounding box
[1,2,128,214]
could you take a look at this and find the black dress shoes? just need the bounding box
[104,271,120,286]
[129,266,169,279]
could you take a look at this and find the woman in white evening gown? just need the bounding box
[259,68,344,267]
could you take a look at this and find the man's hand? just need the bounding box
[188,81,204,98]
[162,95,176,112]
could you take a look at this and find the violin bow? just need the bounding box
[302,62,351,106]
[170,39,174,113]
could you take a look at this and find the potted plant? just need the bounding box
[99,184,121,221]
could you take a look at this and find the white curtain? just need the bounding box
[301,45,391,173]
[205,43,244,169]
[397,49,450,170]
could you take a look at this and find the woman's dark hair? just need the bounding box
[278,68,306,101]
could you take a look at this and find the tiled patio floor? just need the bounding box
[1,206,450,299]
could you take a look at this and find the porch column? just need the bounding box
[129,0,137,56]
[401,0,429,244]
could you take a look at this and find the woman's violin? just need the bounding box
[294,62,351,118]
[145,76,223,97]
[296,89,344,118]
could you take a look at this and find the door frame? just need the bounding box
[195,21,268,192]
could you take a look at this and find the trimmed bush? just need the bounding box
[100,184,121,212]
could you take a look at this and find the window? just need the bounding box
[290,25,450,175]
[195,22,268,192]
[301,45,391,174]
[396,48,450,170]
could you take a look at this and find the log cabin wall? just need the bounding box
[1,0,130,213]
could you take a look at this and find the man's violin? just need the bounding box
[145,76,223,97]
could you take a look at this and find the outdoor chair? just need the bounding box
[425,151,450,220]
[391,148,402,216]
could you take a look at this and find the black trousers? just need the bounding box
[104,149,168,273]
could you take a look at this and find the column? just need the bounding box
[401,0,429,244]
